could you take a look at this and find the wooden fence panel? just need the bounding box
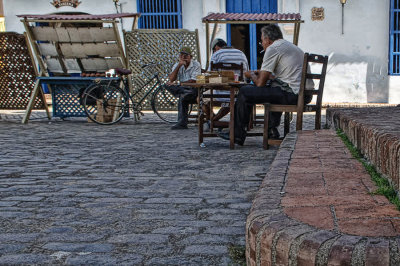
[0,32,44,109]
[124,29,200,110]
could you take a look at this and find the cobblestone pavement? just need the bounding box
[0,110,323,265]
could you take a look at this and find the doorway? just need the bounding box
[226,0,277,70]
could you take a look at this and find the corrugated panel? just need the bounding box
[202,12,301,22]
[17,13,140,20]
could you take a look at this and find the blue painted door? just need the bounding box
[226,0,277,70]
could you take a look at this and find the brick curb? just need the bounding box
[326,107,400,190]
[246,131,400,266]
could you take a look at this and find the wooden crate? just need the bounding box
[96,99,120,123]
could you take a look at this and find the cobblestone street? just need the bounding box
[0,111,293,265]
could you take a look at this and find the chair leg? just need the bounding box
[296,110,303,131]
[263,104,270,150]
[315,109,321,129]
[248,105,254,131]
[284,112,290,136]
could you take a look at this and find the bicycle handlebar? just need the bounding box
[141,63,157,69]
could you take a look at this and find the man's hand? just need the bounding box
[179,54,190,67]
[244,70,259,78]
[246,70,272,87]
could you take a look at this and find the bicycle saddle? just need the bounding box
[115,68,132,76]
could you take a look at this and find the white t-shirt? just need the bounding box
[261,39,314,94]
[171,60,201,82]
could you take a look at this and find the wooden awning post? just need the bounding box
[205,21,210,70]
[293,22,301,46]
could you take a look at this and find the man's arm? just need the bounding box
[245,70,273,87]
[186,62,201,83]
[168,63,182,83]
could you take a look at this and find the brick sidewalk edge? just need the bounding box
[326,107,400,192]
[245,132,400,266]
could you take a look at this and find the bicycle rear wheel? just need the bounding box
[82,84,128,125]
[151,85,180,123]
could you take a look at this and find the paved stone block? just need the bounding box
[183,245,227,255]
[42,243,114,253]
[107,234,169,244]
[0,254,52,264]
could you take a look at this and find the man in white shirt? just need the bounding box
[218,24,313,145]
[166,47,201,129]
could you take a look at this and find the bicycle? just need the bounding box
[81,65,187,125]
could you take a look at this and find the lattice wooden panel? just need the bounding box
[0,32,44,109]
[51,84,86,117]
[125,29,200,110]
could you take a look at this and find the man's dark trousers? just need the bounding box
[166,85,198,126]
[234,85,298,143]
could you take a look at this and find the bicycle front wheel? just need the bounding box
[151,85,180,123]
[82,84,128,125]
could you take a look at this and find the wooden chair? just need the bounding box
[207,62,244,130]
[210,62,244,81]
[262,53,329,149]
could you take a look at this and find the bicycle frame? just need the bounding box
[123,73,164,112]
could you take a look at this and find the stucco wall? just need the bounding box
[182,0,226,68]
[280,0,397,104]
[3,0,398,104]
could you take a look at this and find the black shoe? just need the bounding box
[217,132,244,146]
[268,127,280,139]
[171,124,188,130]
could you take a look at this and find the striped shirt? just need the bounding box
[208,47,249,75]
[208,47,249,102]
[172,60,201,82]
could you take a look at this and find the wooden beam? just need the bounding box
[21,19,115,24]
[293,22,301,45]
[205,22,210,70]
[132,16,138,31]
[22,77,41,124]
[210,22,218,46]
[195,29,201,64]
[112,21,127,68]
[22,19,47,75]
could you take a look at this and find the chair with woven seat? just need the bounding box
[206,62,244,130]
[262,53,328,149]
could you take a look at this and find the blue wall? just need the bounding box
[226,0,277,70]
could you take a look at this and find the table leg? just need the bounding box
[229,87,235,149]
[198,87,204,146]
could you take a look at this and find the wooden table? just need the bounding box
[181,82,246,149]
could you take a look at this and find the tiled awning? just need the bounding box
[202,12,301,23]
[17,13,140,20]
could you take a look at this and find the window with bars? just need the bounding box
[137,0,182,29]
[390,0,400,75]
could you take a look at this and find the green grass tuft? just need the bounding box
[228,245,246,266]
[336,129,400,211]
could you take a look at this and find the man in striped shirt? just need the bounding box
[166,46,201,130]
[204,39,249,126]
[209,39,249,74]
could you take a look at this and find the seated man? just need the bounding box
[218,24,314,145]
[166,47,201,130]
[203,39,249,128]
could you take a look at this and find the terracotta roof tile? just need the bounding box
[202,12,301,22]
[17,13,140,20]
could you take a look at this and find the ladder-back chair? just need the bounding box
[207,62,244,130]
[262,53,329,149]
